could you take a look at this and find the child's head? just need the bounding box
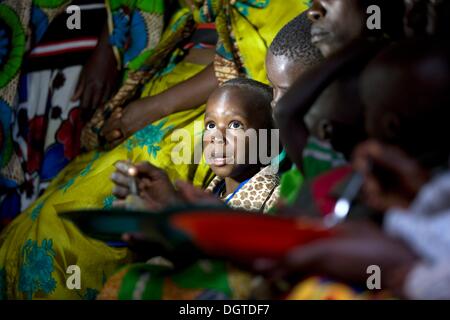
[361,39,450,168]
[404,0,450,38]
[203,78,274,179]
[266,11,366,159]
[266,12,323,109]
[307,73,367,159]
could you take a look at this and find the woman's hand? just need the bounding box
[111,161,180,211]
[100,96,166,149]
[100,100,142,148]
[101,63,218,149]
[352,140,430,212]
[71,24,120,121]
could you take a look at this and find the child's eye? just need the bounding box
[205,122,216,130]
[228,121,243,130]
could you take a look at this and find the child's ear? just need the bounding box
[318,119,333,141]
[382,112,401,141]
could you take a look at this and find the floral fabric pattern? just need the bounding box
[18,239,57,300]
[125,119,172,157]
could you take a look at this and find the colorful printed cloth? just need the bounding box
[0,0,107,228]
[98,165,281,300]
[206,165,280,213]
[82,0,308,149]
[0,0,166,227]
[287,277,389,300]
[0,0,71,224]
[0,0,308,300]
[280,137,347,206]
[106,0,165,71]
[98,259,256,300]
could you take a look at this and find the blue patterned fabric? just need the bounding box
[125,119,172,157]
[18,239,57,299]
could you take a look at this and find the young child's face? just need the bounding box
[203,87,268,179]
[266,51,305,109]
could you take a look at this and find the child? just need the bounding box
[265,12,347,204]
[111,78,280,214]
[202,78,280,212]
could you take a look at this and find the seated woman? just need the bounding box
[0,0,307,300]
[0,0,163,226]
[109,9,329,219]
[99,78,279,299]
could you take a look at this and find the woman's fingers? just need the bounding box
[112,185,130,199]
[111,109,122,119]
[111,171,132,188]
[114,161,133,174]
[104,128,122,143]
[112,199,127,208]
[101,115,122,138]
[101,116,126,147]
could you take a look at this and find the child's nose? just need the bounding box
[211,130,226,144]
[212,136,225,144]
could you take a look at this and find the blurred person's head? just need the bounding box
[361,39,450,169]
[404,0,450,38]
[312,79,367,159]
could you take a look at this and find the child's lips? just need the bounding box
[211,156,233,167]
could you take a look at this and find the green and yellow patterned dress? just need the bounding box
[0,0,308,299]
